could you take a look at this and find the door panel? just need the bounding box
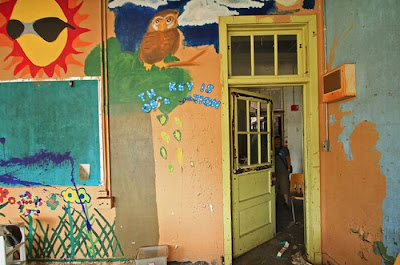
[238,170,271,202]
[231,89,275,258]
[239,201,272,236]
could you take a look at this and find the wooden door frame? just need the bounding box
[230,88,276,257]
[219,15,321,265]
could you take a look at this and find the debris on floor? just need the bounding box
[287,221,295,229]
[277,241,290,258]
[233,194,305,265]
[291,251,312,265]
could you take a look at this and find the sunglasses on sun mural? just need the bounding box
[6,17,75,43]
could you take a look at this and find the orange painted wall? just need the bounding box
[150,45,223,262]
[320,102,386,264]
[318,1,399,264]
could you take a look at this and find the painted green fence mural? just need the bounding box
[21,207,124,262]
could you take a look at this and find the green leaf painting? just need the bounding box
[173,130,182,142]
[168,164,174,173]
[160,147,168,160]
[175,117,182,127]
[157,114,169,126]
[161,132,170,143]
[85,38,192,115]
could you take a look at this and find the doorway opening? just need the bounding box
[233,86,305,265]
[261,86,304,230]
[219,15,321,265]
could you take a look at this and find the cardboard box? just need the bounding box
[135,245,168,265]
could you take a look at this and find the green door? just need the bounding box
[230,88,275,258]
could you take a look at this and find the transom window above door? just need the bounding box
[228,30,303,78]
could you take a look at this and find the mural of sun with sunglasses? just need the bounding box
[0,0,89,78]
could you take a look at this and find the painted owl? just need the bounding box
[139,10,180,70]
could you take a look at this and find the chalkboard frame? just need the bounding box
[0,77,107,187]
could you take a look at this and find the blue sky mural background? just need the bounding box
[108,0,315,52]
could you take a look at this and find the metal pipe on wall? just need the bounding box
[323,102,331,151]
[100,0,111,196]
[325,103,328,140]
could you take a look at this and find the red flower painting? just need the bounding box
[8,197,16,205]
[0,188,9,203]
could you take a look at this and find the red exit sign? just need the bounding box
[291,105,299,111]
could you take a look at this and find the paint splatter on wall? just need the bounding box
[0,80,101,186]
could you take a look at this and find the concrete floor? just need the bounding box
[233,195,306,265]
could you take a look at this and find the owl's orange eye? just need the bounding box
[166,17,173,24]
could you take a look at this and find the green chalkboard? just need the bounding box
[0,79,102,186]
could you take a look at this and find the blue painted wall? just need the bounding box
[325,0,400,258]
[0,80,101,186]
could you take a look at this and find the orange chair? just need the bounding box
[290,173,304,223]
[395,251,400,265]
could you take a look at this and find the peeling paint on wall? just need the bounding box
[325,0,400,260]
[329,114,336,124]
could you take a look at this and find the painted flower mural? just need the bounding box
[60,187,96,259]
[8,196,15,204]
[0,187,9,203]
[0,188,9,217]
[46,194,59,210]
[17,191,43,217]
[77,188,91,203]
[61,187,78,203]
[61,187,91,204]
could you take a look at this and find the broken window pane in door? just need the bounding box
[238,134,248,166]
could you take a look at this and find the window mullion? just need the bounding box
[246,100,251,166]
[234,97,239,169]
[257,102,261,164]
[267,101,272,163]
[250,35,255,76]
[228,35,232,77]
[274,34,278,76]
